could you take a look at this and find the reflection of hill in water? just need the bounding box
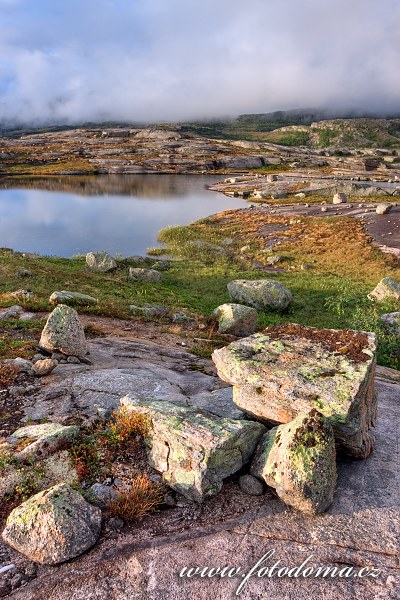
[0,174,218,198]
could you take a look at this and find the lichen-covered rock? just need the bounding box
[227,279,293,312]
[31,358,58,377]
[251,410,337,514]
[213,303,258,336]
[49,291,98,306]
[9,422,80,462]
[212,324,377,458]
[130,305,169,317]
[86,251,116,272]
[120,396,265,502]
[39,304,88,356]
[2,483,101,564]
[368,277,400,302]
[128,268,162,283]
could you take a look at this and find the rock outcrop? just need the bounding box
[212,324,377,458]
[251,410,337,514]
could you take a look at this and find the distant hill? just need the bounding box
[2,109,400,148]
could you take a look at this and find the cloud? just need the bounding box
[0,0,399,125]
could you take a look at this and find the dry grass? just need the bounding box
[108,474,164,521]
[108,407,151,445]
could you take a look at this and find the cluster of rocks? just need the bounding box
[85,250,167,284]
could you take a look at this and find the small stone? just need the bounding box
[86,251,117,272]
[16,269,31,278]
[5,357,32,372]
[2,483,101,565]
[31,354,45,364]
[368,278,400,302]
[32,359,58,377]
[51,352,65,361]
[172,312,197,326]
[128,268,162,283]
[0,305,24,320]
[332,193,347,204]
[380,312,400,334]
[266,255,283,265]
[10,573,25,590]
[90,483,118,508]
[49,291,98,306]
[163,493,176,507]
[238,474,264,496]
[67,356,81,364]
[130,305,169,318]
[151,260,170,271]
[375,203,392,215]
[213,303,258,336]
[108,517,124,530]
[321,207,328,212]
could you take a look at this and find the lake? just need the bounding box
[0,174,246,257]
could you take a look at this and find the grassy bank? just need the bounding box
[0,208,398,368]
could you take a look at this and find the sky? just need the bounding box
[0,0,399,125]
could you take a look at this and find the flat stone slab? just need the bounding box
[7,369,399,599]
[120,395,266,502]
[213,324,377,458]
[49,291,98,306]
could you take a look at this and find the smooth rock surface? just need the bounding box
[86,251,117,272]
[39,304,88,356]
[2,483,101,565]
[227,279,293,312]
[120,396,266,502]
[251,410,337,514]
[213,303,258,336]
[213,325,377,458]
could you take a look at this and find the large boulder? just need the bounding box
[120,396,266,502]
[213,303,258,336]
[39,304,88,356]
[227,279,293,312]
[251,410,337,514]
[49,291,98,306]
[128,268,162,283]
[2,483,101,564]
[368,277,400,302]
[212,324,377,458]
[86,251,117,272]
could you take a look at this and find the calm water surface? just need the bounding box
[0,174,245,257]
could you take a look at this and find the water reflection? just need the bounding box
[0,175,245,257]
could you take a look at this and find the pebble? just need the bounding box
[239,474,264,496]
